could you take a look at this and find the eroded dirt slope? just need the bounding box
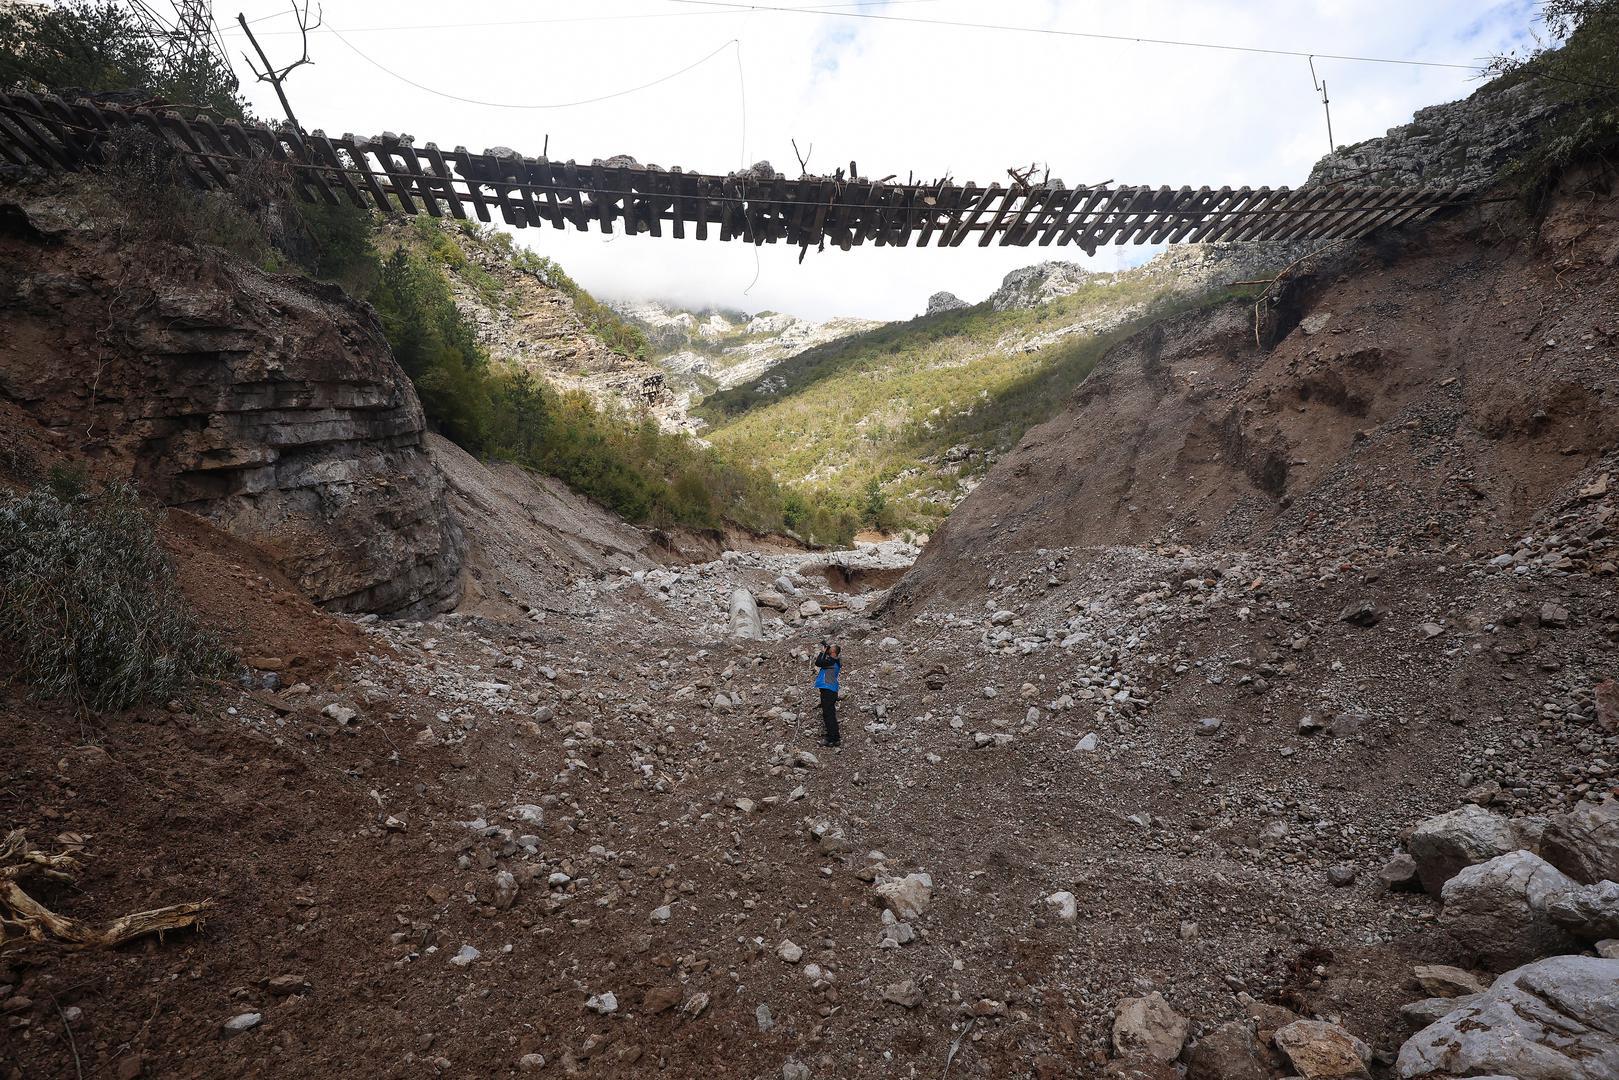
[894,172,1618,611]
[2,179,1617,1080]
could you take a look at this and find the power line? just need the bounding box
[217,0,941,37]
[325,22,742,110]
[665,0,1489,72]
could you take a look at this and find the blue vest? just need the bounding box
[814,659,840,692]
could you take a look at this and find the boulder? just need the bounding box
[1044,890,1078,922]
[729,588,763,640]
[1439,851,1581,968]
[1185,1020,1270,1080]
[925,291,969,316]
[874,873,933,921]
[1412,964,1486,997]
[1111,991,1188,1064]
[1396,955,1619,1079]
[881,978,923,1008]
[1272,1019,1370,1079]
[1243,999,1303,1043]
[1409,805,1522,894]
[1540,797,1619,885]
[1545,880,1619,941]
[1399,995,1480,1031]
[1378,852,1423,892]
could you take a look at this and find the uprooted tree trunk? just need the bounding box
[0,829,210,950]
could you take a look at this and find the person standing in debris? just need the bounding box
[814,641,842,747]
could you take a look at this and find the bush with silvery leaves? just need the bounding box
[0,472,230,712]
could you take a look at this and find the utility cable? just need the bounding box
[218,0,941,37]
[665,0,1489,71]
[324,23,740,110]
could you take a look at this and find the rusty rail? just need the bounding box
[0,92,1467,253]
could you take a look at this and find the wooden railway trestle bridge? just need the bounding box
[0,91,1472,254]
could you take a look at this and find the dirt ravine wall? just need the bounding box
[0,188,464,616]
[892,172,1619,611]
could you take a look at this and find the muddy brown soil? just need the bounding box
[2,171,1617,1080]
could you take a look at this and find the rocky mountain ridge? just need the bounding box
[1310,77,1567,189]
[381,221,693,431]
[614,298,881,410]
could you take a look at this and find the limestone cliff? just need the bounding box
[0,186,463,616]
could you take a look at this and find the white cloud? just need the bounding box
[222,0,1542,320]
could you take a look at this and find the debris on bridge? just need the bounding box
[0,91,1465,253]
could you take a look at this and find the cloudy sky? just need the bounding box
[217,0,1543,320]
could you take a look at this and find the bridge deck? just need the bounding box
[0,92,1466,253]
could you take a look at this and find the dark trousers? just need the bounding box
[819,689,840,745]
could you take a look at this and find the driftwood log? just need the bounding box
[0,829,211,950]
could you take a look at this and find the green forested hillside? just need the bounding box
[697,277,1260,532]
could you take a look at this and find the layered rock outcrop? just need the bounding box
[0,189,463,616]
[1309,79,1568,190]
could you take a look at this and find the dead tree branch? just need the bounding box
[0,830,211,951]
[237,2,322,129]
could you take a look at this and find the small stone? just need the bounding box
[777,939,804,964]
[1378,852,1423,892]
[1044,890,1078,922]
[882,978,923,1008]
[267,974,310,996]
[1538,602,1570,628]
[1076,732,1098,752]
[519,1053,546,1071]
[1111,991,1188,1063]
[449,944,481,967]
[585,992,618,1014]
[1194,717,1223,736]
[509,804,545,826]
[1413,964,1487,997]
[650,905,672,924]
[875,872,933,920]
[643,987,682,1014]
[1186,1020,1269,1080]
[1399,995,1477,1031]
[1338,601,1381,627]
[1326,864,1357,887]
[222,1012,262,1036]
[321,703,358,726]
[1272,1019,1369,1078]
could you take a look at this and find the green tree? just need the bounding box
[862,477,888,531]
[0,0,243,116]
